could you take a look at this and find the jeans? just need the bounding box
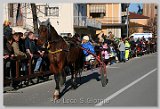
[120,51,125,62]
[125,50,130,60]
[34,57,42,72]
[21,62,27,71]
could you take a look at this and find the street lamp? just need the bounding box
[126,3,129,37]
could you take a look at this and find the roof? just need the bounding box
[129,12,150,19]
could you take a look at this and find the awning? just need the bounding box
[90,4,106,13]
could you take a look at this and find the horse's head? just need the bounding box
[37,19,52,46]
[38,19,50,37]
[38,19,60,44]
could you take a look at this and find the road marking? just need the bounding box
[106,66,119,69]
[95,68,157,106]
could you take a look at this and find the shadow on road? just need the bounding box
[60,72,100,98]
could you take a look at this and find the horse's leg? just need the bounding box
[59,71,66,86]
[71,65,78,89]
[53,73,60,100]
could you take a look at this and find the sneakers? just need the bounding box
[30,79,35,84]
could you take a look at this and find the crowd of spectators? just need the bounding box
[3,20,48,87]
[3,20,157,88]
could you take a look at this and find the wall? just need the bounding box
[37,3,74,35]
[87,3,122,38]
[130,19,148,26]
[74,28,96,37]
[96,27,121,38]
[5,3,74,35]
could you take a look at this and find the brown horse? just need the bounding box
[37,19,84,100]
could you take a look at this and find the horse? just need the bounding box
[37,19,84,100]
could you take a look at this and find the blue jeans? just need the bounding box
[34,57,42,72]
[120,51,125,62]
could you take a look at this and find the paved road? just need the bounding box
[3,53,157,107]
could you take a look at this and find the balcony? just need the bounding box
[95,17,121,24]
[74,16,101,29]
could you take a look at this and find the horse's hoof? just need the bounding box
[71,83,78,89]
[106,78,109,84]
[72,86,77,89]
[53,95,60,100]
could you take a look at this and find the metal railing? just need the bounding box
[95,17,121,24]
[74,16,101,29]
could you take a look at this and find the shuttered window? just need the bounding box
[90,4,106,13]
[45,7,59,17]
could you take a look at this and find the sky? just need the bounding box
[128,3,143,13]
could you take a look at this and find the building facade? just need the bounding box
[3,3,101,37]
[87,3,124,38]
[129,12,150,35]
[73,4,101,37]
[143,3,158,36]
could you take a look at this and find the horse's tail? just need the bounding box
[78,50,85,83]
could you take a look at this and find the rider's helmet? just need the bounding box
[83,35,89,41]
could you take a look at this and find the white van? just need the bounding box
[130,33,152,41]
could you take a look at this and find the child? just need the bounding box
[101,42,110,65]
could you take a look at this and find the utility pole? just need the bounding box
[31,3,38,34]
[126,3,129,37]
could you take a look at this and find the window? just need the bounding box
[121,4,129,12]
[36,5,41,13]
[89,4,106,18]
[45,7,59,17]
[90,13,105,18]
[36,5,46,14]
[155,6,157,9]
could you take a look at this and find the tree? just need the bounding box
[16,3,23,26]
[147,17,157,36]
[31,3,38,34]
[129,27,137,36]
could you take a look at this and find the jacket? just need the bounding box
[25,37,39,54]
[12,42,27,58]
[125,41,130,50]
[81,42,95,56]
[118,41,125,51]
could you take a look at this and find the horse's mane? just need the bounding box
[49,24,64,42]
[50,24,59,36]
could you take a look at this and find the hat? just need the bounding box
[83,35,89,41]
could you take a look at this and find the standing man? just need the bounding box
[3,20,13,39]
[25,31,44,73]
[3,20,13,46]
[108,31,115,41]
[12,33,27,58]
[118,38,125,62]
[125,39,130,61]
[4,36,15,79]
